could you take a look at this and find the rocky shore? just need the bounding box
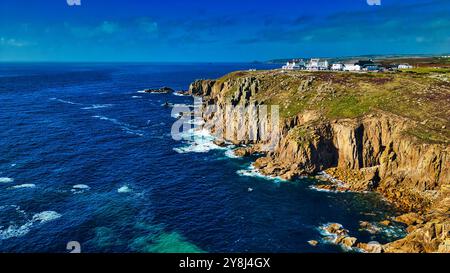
[187,69,450,253]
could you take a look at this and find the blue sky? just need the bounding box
[0,0,449,62]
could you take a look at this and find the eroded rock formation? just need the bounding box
[188,71,450,253]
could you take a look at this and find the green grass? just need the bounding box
[212,70,449,144]
[400,67,450,74]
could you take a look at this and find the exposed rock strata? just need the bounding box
[188,72,450,253]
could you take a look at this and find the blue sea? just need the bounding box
[0,63,405,253]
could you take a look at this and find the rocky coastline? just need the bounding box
[186,69,450,253]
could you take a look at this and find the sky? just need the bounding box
[0,0,449,62]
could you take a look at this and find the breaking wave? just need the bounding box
[9,184,36,189]
[173,128,225,154]
[0,177,14,183]
[0,207,61,240]
[236,165,286,182]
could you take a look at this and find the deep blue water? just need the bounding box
[0,63,404,253]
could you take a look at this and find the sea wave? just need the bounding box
[71,184,91,194]
[224,149,240,159]
[117,185,132,193]
[173,92,189,97]
[236,165,286,182]
[0,177,14,183]
[173,128,225,154]
[0,209,61,240]
[9,183,36,189]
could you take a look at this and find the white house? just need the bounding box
[398,63,413,69]
[344,63,361,71]
[331,63,344,71]
[306,58,329,70]
[282,60,306,70]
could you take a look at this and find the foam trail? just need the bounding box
[92,115,144,137]
[173,92,189,97]
[81,104,113,110]
[173,128,225,154]
[50,98,82,105]
[0,177,14,183]
[0,209,61,240]
[236,165,286,182]
[9,184,36,189]
[224,149,240,159]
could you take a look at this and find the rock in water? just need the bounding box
[144,86,174,94]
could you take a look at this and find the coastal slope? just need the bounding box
[188,69,450,253]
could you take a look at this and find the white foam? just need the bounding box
[9,183,36,189]
[32,211,61,224]
[117,185,132,193]
[92,115,144,137]
[173,128,225,154]
[314,171,349,190]
[72,184,90,190]
[171,112,182,119]
[132,96,142,99]
[81,104,113,110]
[50,98,82,105]
[236,165,286,182]
[225,149,240,159]
[71,184,90,194]
[186,117,205,126]
[173,92,189,97]
[0,177,14,183]
[0,210,61,240]
[309,185,334,193]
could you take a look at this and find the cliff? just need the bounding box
[188,69,450,253]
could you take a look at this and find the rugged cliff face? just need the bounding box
[188,70,450,253]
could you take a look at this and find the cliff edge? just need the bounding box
[189,69,450,253]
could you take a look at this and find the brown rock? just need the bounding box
[341,237,357,248]
[394,213,424,226]
[307,240,319,246]
[359,221,381,234]
[357,242,383,253]
[213,139,226,147]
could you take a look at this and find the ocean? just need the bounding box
[0,63,405,253]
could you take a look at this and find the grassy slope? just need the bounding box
[217,68,450,144]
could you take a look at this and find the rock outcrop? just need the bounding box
[188,70,450,253]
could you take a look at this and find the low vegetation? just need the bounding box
[216,69,450,144]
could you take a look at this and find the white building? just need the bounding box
[398,63,413,69]
[282,60,306,70]
[331,63,344,71]
[306,58,329,70]
[343,63,361,71]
